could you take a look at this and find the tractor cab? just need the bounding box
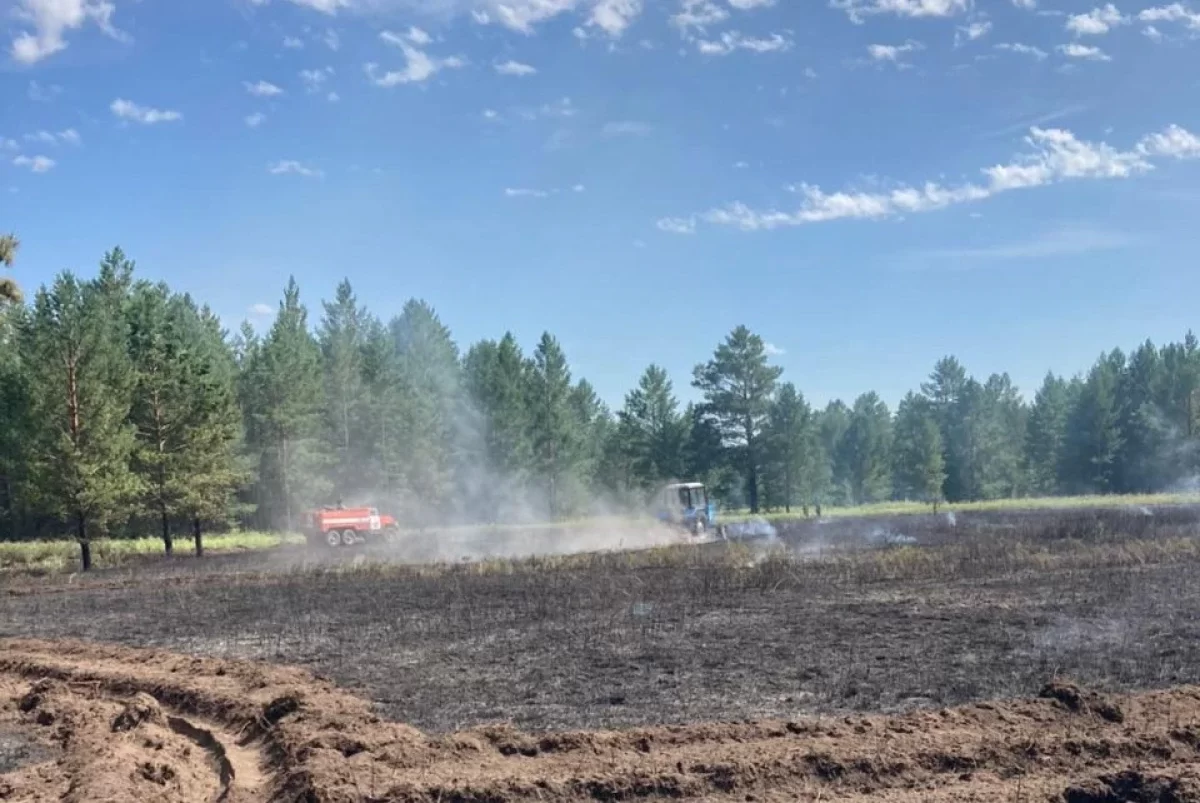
[655,482,720,536]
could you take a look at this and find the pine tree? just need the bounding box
[817,401,852,506]
[390,299,461,522]
[463,332,534,520]
[1061,350,1125,493]
[22,270,140,570]
[242,278,327,530]
[318,280,368,497]
[764,383,813,513]
[1024,372,1072,495]
[1114,341,1168,492]
[0,303,30,539]
[127,281,193,554]
[527,332,575,518]
[838,392,892,504]
[921,356,968,501]
[692,326,782,514]
[0,233,20,305]
[174,298,248,556]
[892,392,945,509]
[618,365,686,491]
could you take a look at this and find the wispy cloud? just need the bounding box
[602,120,653,136]
[1065,3,1128,35]
[300,67,334,92]
[994,41,1049,59]
[13,154,55,173]
[27,80,62,102]
[24,128,80,146]
[1139,3,1200,29]
[244,80,285,97]
[245,112,267,128]
[911,226,1136,263]
[504,187,550,198]
[696,30,791,54]
[867,39,924,66]
[1058,42,1112,60]
[248,302,274,317]
[111,98,182,124]
[283,35,304,48]
[984,104,1086,138]
[494,59,537,76]
[662,124,1200,233]
[656,217,697,234]
[9,0,130,65]
[832,0,969,23]
[955,20,992,45]
[268,160,323,178]
[369,35,466,85]
[763,342,786,356]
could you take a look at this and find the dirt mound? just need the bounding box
[1062,770,1200,802]
[4,639,1200,801]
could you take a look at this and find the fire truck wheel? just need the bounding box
[324,531,341,548]
[341,530,358,547]
[383,526,401,544]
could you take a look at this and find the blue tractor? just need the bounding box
[655,482,724,538]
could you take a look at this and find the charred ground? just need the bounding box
[2,504,1199,736]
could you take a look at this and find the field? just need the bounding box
[3,502,1200,800]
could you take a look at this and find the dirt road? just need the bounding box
[2,638,1200,801]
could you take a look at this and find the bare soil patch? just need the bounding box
[2,639,1200,801]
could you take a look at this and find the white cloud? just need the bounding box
[955,20,992,45]
[656,217,696,234]
[372,36,466,85]
[327,91,340,101]
[283,35,305,48]
[696,31,791,54]
[670,0,729,32]
[268,160,323,177]
[1012,0,1036,7]
[483,108,500,120]
[1137,124,1200,158]
[25,129,80,146]
[588,0,643,36]
[729,0,775,6]
[381,26,433,46]
[28,81,62,102]
[250,0,351,12]
[763,342,786,356]
[244,80,285,97]
[1143,23,1164,38]
[494,59,537,75]
[504,187,550,197]
[0,138,17,151]
[832,0,969,23]
[515,97,577,120]
[323,29,341,50]
[1139,3,1200,28]
[995,41,1048,59]
[1065,3,1128,35]
[245,112,267,128]
[110,98,183,124]
[572,183,586,192]
[248,302,274,317]
[10,0,129,65]
[868,39,924,63]
[1058,42,1111,59]
[13,155,55,173]
[602,120,653,136]
[300,67,334,91]
[664,125,1197,232]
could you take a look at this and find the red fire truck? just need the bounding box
[304,505,401,548]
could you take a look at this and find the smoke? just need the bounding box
[723,517,778,541]
[945,511,958,527]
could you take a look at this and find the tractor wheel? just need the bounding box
[341,530,358,547]
[692,516,708,536]
[324,530,341,548]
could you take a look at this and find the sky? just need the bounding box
[2,0,1200,412]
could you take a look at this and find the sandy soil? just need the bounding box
[1,638,1200,802]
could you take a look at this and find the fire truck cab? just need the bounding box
[305,505,400,548]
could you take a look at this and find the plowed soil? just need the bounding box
[2,639,1200,802]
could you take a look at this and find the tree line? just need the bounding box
[1,245,1198,568]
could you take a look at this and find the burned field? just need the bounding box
[2,504,1200,738]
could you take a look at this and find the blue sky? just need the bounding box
[3,0,1199,411]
